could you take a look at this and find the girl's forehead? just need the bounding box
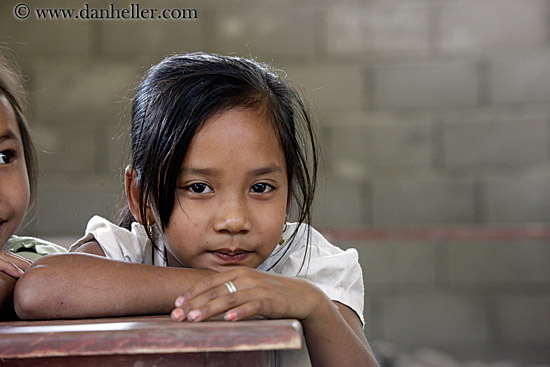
[204,106,271,126]
[0,94,21,139]
[197,108,279,144]
[183,108,286,167]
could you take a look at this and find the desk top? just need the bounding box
[0,316,303,359]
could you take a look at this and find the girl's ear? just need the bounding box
[125,165,147,225]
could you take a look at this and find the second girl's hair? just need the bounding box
[0,52,37,206]
[118,52,317,256]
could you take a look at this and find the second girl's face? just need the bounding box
[162,108,289,272]
[0,95,30,247]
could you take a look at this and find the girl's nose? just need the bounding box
[213,197,251,234]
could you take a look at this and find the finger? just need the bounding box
[223,299,265,322]
[0,251,32,270]
[221,287,285,321]
[0,258,25,278]
[179,270,242,305]
[172,277,242,322]
[171,307,185,322]
[182,283,242,322]
[187,284,280,323]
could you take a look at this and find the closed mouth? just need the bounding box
[210,249,252,262]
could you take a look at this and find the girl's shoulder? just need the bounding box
[261,222,360,273]
[70,216,164,265]
[285,222,358,258]
[267,223,365,325]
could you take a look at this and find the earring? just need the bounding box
[146,219,154,235]
[278,221,288,246]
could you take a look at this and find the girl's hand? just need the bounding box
[0,250,32,279]
[171,267,327,323]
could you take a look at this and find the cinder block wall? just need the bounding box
[1,0,549,363]
[336,236,550,364]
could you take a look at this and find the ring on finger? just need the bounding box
[224,280,237,294]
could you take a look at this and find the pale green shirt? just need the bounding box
[2,235,67,262]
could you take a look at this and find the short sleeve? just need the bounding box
[70,215,151,264]
[262,224,365,326]
[304,246,365,326]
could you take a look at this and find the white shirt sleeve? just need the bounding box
[70,215,153,264]
[260,223,365,325]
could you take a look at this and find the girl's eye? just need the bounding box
[187,183,213,194]
[250,183,274,193]
[0,150,15,165]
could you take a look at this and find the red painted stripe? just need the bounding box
[319,224,550,242]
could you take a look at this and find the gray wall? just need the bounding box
[1,0,549,364]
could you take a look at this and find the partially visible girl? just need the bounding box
[0,52,66,319]
[15,53,378,366]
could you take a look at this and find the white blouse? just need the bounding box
[72,215,365,325]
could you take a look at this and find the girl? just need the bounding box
[15,53,378,366]
[0,53,66,319]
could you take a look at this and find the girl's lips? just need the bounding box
[210,249,252,263]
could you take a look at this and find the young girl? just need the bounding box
[15,53,378,366]
[0,53,66,319]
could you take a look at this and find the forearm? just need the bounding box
[14,253,214,320]
[302,295,378,367]
[0,272,17,320]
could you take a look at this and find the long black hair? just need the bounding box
[118,53,317,265]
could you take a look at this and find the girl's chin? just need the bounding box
[207,260,262,273]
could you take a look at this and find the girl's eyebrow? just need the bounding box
[0,129,20,144]
[248,165,283,177]
[180,167,217,176]
[180,165,283,177]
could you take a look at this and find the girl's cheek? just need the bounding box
[5,172,30,214]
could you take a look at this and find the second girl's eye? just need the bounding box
[0,150,15,165]
[187,183,213,194]
[250,183,274,193]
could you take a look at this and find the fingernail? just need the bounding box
[188,310,201,321]
[171,308,184,321]
[224,312,237,321]
[175,296,185,307]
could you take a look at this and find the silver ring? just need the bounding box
[224,281,237,294]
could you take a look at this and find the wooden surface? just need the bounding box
[0,316,304,366]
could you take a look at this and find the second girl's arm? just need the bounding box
[0,272,17,319]
[14,240,214,320]
[0,251,32,319]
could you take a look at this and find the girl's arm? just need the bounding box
[170,267,379,367]
[14,241,215,320]
[0,251,32,319]
[0,272,17,319]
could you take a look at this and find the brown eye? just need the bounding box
[0,150,15,164]
[187,183,213,194]
[250,183,273,193]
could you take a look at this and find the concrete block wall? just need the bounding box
[1,0,549,363]
[337,237,550,363]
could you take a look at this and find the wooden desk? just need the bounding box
[0,316,308,366]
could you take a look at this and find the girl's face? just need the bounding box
[0,95,30,246]
[161,107,289,272]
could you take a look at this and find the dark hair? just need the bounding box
[0,52,37,206]
[118,53,317,264]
